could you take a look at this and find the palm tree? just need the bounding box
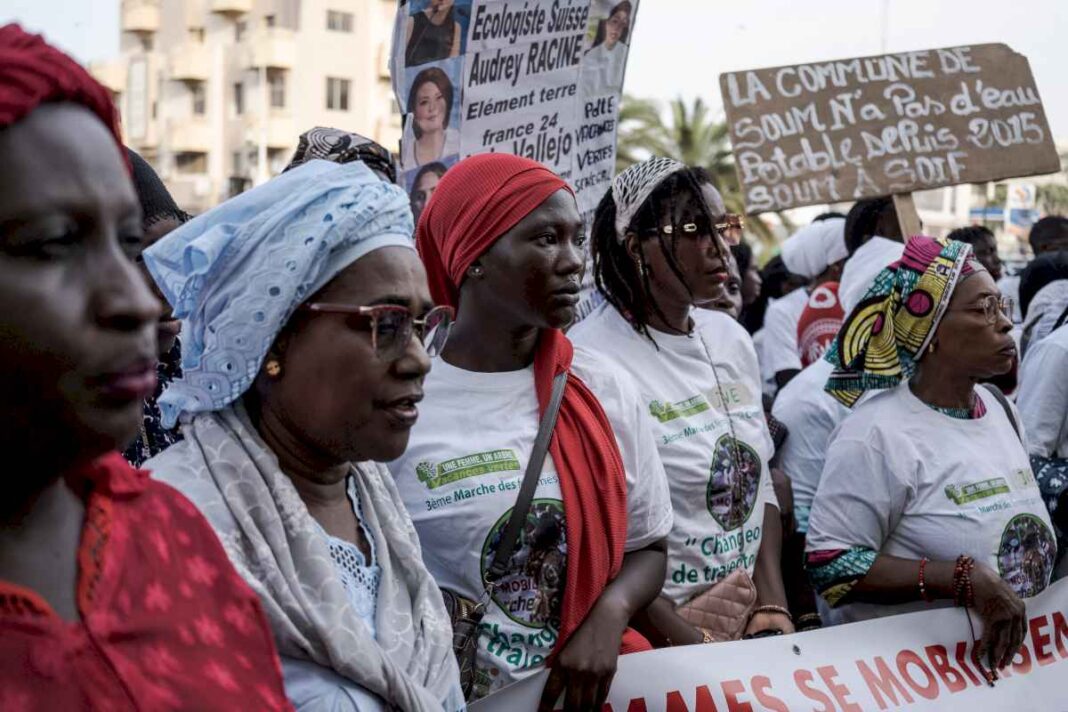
[616,95,788,248]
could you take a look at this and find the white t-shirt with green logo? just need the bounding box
[389,350,672,700]
[806,381,1058,624]
[569,305,777,606]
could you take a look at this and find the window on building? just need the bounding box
[191,82,206,115]
[326,77,350,111]
[264,14,276,28]
[190,28,205,43]
[235,19,247,42]
[233,82,245,115]
[268,69,286,109]
[327,10,354,32]
[175,152,208,175]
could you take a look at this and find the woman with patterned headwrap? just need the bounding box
[571,157,793,647]
[805,236,1056,681]
[390,153,672,710]
[143,157,464,711]
[0,24,290,709]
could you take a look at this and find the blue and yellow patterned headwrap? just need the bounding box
[824,236,974,407]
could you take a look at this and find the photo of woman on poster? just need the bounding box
[581,0,633,96]
[408,161,447,223]
[405,0,462,66]
[401,65,460,171]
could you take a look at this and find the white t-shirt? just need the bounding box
[580,41,627,96]
[569,306,777,606]
[760,288,809,395]
[807,381,1057,624]
[399,126,460,172]
[390,350,672,700]
[1017,324,1068,457]
[771,358,848,533]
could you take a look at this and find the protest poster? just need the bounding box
[719,44,1061,215]
[392,0,639,319]
[472,578,1068,711]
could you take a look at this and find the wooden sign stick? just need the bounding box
[893,193,923,242]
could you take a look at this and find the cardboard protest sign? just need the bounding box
[473,578,1068,711]
[392,0,639,318]
[719,44,1060,214]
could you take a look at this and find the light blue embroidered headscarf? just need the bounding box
[144,159,414,427]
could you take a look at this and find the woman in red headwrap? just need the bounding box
[390,153,672,710]
[0,25,290,710]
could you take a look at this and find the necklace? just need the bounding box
[695,331,744,475]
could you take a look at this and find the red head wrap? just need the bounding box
[416,153,649,656]
[0,24,126,163]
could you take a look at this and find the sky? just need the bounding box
[5,0,1067,137]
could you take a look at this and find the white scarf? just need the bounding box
[146,404,463,711]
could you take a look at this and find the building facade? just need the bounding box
[92,0,401,213]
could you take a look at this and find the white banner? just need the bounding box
[392,0,639,318]
[472,579,1068,711]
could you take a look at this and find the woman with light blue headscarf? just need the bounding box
[142,158,464,712]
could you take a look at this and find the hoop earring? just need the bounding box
[265,359,282,378]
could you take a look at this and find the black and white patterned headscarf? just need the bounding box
[610,156,686,238]
[285,126,396,183]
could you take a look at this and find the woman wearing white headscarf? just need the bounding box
[143,158,464,712]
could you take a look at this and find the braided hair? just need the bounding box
[591,166,723,345]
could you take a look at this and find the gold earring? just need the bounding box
[928,341,938,355]
[265,359,282,378]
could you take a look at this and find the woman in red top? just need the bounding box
[0,25,291,711]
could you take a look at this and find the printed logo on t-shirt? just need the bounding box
[997,513,1056,597]
[706,435,762,530]
[416,449,521,490]
[480,498,568,628]
[649,395,711,423]
[944,478,1011,505]
[707,381,754,411]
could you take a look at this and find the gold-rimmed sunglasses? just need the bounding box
[652,214,746,246]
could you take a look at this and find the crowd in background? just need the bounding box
[2,24,1067,712]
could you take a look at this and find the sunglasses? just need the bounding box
[301,303,455,361]
[646,214,746,246]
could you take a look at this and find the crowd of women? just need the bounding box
[2,24,1066,712]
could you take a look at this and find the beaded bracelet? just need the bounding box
[951,555,976,608]
[918,557,933,602]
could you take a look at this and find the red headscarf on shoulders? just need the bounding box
[0,24,126,165]
[417,153,649,656]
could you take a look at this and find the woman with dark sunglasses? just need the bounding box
[391,153,672,711]
[807,237,1054,682]
[143,158,464,711]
